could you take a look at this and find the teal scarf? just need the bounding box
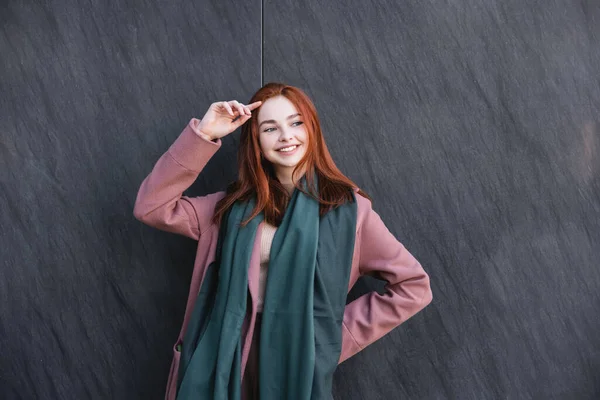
[176,175,357,399]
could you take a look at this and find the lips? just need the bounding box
[276,144,300,155]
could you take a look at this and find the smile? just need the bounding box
[276,145,300,155]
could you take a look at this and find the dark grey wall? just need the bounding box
[2,0,599,399]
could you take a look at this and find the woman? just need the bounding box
[133,82,433,400]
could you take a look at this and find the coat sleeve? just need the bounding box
[133,118,223,240]
[338,196,433,364]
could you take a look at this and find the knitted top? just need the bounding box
[257,221,278,313]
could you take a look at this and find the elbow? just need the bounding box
[133,202,151,222]
[422,285,433,308]
[133,209,144,222]
[133,206,161,228]
[133,205,142,221]
[419,273,433,309]
[132,191,159,223]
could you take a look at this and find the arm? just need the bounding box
[339,198,433,363]
[133,118,222,240]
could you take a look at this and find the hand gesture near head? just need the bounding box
[196,100,262,141]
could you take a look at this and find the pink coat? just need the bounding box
[133,118,433,400]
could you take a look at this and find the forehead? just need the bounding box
[258,96,298,122]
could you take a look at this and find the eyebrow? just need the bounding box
[258,113,302,128]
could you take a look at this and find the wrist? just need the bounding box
[195,130,215,142]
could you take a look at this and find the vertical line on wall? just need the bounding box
[261,0,264,86]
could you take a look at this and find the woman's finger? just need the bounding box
[221,101,234,116]
[247,101,262,111]
[230,100,246,116]
[235,102,250,116]
[232,112,251,124]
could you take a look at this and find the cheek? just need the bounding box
[299,129,309,144]
[299,145,308,157]
[258,136,269,153]
[259,134,273,148]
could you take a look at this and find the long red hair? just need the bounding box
[211,82,371,227]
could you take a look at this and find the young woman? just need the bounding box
[133,82,433,400]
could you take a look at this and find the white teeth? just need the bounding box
[277,145,297,152]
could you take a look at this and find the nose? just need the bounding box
[278,127,294,142]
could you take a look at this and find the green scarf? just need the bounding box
[176,175,357,399]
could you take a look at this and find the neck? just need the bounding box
[281,182,294,195]
[275,166,306,195]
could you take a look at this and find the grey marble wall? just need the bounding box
[2,0,599,399]
[263,1,600,399]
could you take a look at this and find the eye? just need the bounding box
[263,121,303,133]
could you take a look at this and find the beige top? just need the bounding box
[257,221,278,313]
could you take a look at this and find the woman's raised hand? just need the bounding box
[196,100,262,141]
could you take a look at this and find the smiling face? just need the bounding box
[257,95,309,185]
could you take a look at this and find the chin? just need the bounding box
[276,162,299,169]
